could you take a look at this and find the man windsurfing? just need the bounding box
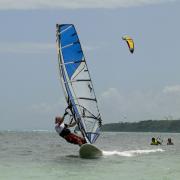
[55,110,86,146]
[56,24,102,146]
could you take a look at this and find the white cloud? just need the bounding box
[30,100,65,114]
[0,0,176,10]
[163,85,180,94]
[0,41,105,55]
[31,103,53,113]
[99,86,180,123]
[101,87,122,99]
[0,42,55,54]
[83,45,103,52]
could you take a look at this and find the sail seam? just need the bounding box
[60,25,72,34]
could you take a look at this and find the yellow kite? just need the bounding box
[122,35,134,54]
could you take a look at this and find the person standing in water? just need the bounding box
[167,138,174,145]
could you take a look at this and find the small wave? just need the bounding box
[103,149,164,157]
[0,129,52,133]
[32,129,51,132]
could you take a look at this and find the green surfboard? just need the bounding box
[79,144,102,159]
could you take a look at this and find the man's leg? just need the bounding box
[65,133,86,145]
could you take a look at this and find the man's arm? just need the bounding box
[67,121,77,128]
[63,110,68,118]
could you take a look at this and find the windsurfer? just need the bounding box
[55,112,86,146]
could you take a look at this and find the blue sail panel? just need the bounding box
[86,132,100,144]
[60,24,78,47]
[59,24,71,32]
[59,24,84,79]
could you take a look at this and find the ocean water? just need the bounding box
[0,131,180,180]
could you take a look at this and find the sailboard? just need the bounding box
[79,143,103,159]
[56,24,102,150]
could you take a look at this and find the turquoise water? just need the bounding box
[0,131,180,180]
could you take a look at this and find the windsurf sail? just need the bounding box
[56,24,102,144]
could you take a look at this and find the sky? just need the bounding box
[0,0,180,130]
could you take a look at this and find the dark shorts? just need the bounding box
[64,133,86,145]
[59,128,71,137]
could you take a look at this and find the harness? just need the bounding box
[59,124,71,137]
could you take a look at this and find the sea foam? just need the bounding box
[103,149,164,157]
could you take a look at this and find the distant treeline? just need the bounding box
[102,120,180,132]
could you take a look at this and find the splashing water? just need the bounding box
[103,149,164,157]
